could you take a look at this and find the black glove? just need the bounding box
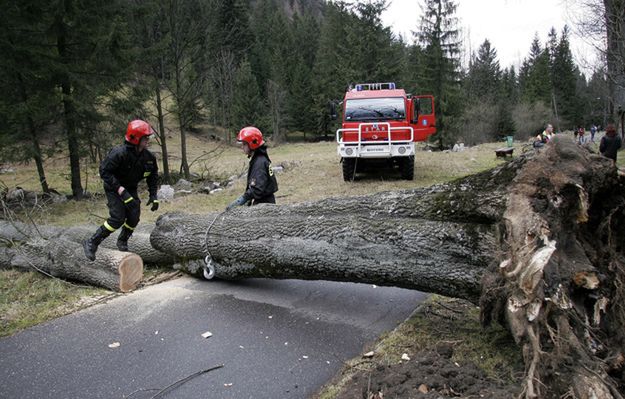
[147,196,159,212]
[225,195,247,211]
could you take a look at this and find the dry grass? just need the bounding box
[0,270,109,338]
[2,132,505,226]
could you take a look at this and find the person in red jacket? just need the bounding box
[226,126,278,210]
[83,120,160,261]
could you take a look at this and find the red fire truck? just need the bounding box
[336,82,436,180]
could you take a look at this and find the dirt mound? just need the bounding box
[321,298,523,399]
[337,345,519,398]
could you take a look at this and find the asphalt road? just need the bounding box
[0,276,427,399]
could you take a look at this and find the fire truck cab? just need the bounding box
[336,82,436,180]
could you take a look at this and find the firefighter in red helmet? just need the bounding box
[83,119,160,261]
[226,126,278,210]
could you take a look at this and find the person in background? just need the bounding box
[83,119,160,261]
[577,127,590,145]
[226,126,278,211]
[542,124,554,141]
[599,123,622,162]
[533,123,553,148]
[590,124,597,142]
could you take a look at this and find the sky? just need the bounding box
[381,0,600,74]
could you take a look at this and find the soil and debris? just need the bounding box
[319,297,524,399]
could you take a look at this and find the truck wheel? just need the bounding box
[342,158,356,181]
[399,156,414,180]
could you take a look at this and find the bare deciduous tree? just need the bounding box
[568,0,625,134]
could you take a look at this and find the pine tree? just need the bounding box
[519,35,552,108]
[0,1,58,193]
[415,0,462,148]
[210,0,252,57]
[128,0,175,183]
[310,2,353,137]
[497,67,519,136]
[232,60,263,129]
[287,13,320,135]
[346,1,400,82]
[248,0,279,97]
[466,39,501,101]
[49,0,132,197]
[552,26,582,128]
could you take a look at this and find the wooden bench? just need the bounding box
[495,147,514,158]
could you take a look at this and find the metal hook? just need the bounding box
[203,255,215,280]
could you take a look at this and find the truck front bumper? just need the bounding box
[338,143,414,158]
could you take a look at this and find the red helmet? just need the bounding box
[125,119,153,145]
[236,126,264,150]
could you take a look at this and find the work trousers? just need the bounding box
[103,189,141,232]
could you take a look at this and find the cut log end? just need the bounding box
[117,254,143,292]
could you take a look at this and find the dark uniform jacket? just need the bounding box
[100,142,159,198]
[242,146,278,204]
[599,135,622,161]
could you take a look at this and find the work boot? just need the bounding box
[116,226,134,252]
[83,225,112,261]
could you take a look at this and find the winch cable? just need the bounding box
[202,211,224,280]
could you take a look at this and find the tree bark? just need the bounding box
[151,156,515,302]
[0,238,142,292]
[155,85,171,183]
[55,7,83,199]
[0,221,177,266]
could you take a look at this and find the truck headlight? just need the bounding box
[346,148,353,155]
[398,146,406,154]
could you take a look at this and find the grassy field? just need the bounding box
[0,132,622,339]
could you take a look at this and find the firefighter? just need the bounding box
[226,126,278,211]
[83,119,160,261]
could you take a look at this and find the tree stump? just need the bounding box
[2,238,143,292]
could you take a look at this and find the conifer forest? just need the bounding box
[1,0,623,196]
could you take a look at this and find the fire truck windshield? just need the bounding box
[344,97,405,122]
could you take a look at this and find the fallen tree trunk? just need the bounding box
[151,159,517,302]
[0,238,143,292]
[150,137,625,398]
[0,221,177,266]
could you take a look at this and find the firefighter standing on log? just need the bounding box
[226,126,278,210]
[83,119,160,261]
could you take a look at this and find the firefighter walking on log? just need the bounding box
[83,119,160,261]
[226,126,278,211]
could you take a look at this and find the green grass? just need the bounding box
[0,270,107,338]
